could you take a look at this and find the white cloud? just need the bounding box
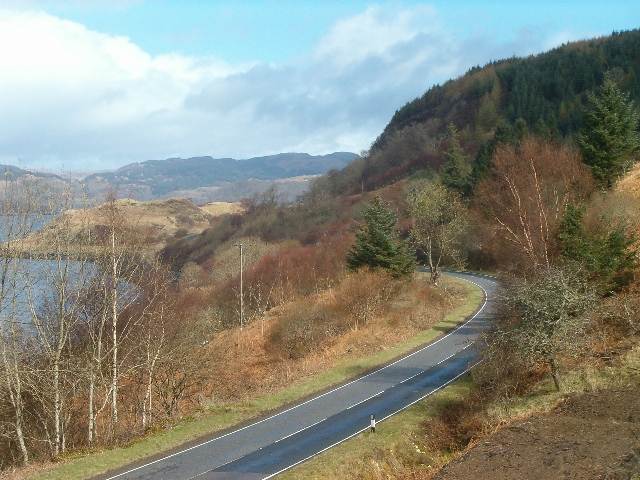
[185,5,470,157]
[0,5,558,170]
[0,8,248,168]
[314,5,440,69]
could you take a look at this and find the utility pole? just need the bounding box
[235,243,244,330]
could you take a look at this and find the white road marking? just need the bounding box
[106,273,494,480]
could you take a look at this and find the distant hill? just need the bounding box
[84,152,358,199]
[307,29,640,197]
[0,164,62,180]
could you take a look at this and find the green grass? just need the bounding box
[277,317,640,480]
[487,342,640,423]
[277,376,475,480]
[28,275,484,480]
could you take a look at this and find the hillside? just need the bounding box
[383,31,640,142]
[435,383,640,480]
[308,29,640,196]
[0,164,62,181]
[4,28,640,479]
[21,197,243,254]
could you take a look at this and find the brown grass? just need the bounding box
[199,271,464,405]
[199,201,244,216]
[616,162,640,199]
[20,197,225,254]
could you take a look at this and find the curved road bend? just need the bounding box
[97,271,497,480]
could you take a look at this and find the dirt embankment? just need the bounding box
[431,166,640,480]
[435,383,640,480]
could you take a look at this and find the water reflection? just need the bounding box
[0,215,138,330]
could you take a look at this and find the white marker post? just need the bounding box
[370,414,376,433]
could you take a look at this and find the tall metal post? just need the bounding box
[237,243,244,330]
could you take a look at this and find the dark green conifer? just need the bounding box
[558,204,637,293]
[440,124,472,192]
[579,74,640,188]
[346,196,415,278]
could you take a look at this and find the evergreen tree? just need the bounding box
[346,196,415,278]
[440,124,472,192]
[470,119,530,188]
[559,204,637,293]
[579,73,640,188]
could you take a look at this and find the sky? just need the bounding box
[0,1,638,171]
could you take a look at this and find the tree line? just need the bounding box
[0,183,210,467]
[310,29,640,198]
[344,70,640,393]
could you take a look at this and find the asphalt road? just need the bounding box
[98,271,497,480]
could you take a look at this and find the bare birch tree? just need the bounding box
[24,185,93,456]
[123,259,173,429]
[90,191,153,436]
[0,177,49,465]
[475,138,593,271]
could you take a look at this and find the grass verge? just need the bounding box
[277,376,475,480]
[27,274,484,480]
[278,328,640,479]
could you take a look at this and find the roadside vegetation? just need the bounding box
[0,28,639,479]
[18,272,477,480]
[278,31,640,479]
[0,174,478,478]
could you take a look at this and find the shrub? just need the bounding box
[266,301,345,360]
[330,269,399,330]
[484,265,597,391]
[422,397,489,455]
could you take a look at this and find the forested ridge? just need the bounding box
[311,29,640,197]
[387,30,640,137]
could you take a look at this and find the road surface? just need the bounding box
[97,271,497,480]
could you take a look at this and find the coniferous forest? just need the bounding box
[308,29,640,198]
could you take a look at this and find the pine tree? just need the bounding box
[579,73,640,188]
[440,124,472,192]
[346,196,415,278]
[558,204,637,293]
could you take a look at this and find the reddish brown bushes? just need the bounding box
[474,138,594,271]
[330,270,400,330]
[266,270,405,360]
[266,300,346,360]
[209,238,352,331]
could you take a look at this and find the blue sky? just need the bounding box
[0,1,638,171]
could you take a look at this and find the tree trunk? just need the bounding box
[111,292,118,427]
[88,368,95,446]
[53,361,61,456]
[143,324,163,429]
[8,386,29,466]
[4,362,29,466]
[111,226,119,429]
[550,357,561,391]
